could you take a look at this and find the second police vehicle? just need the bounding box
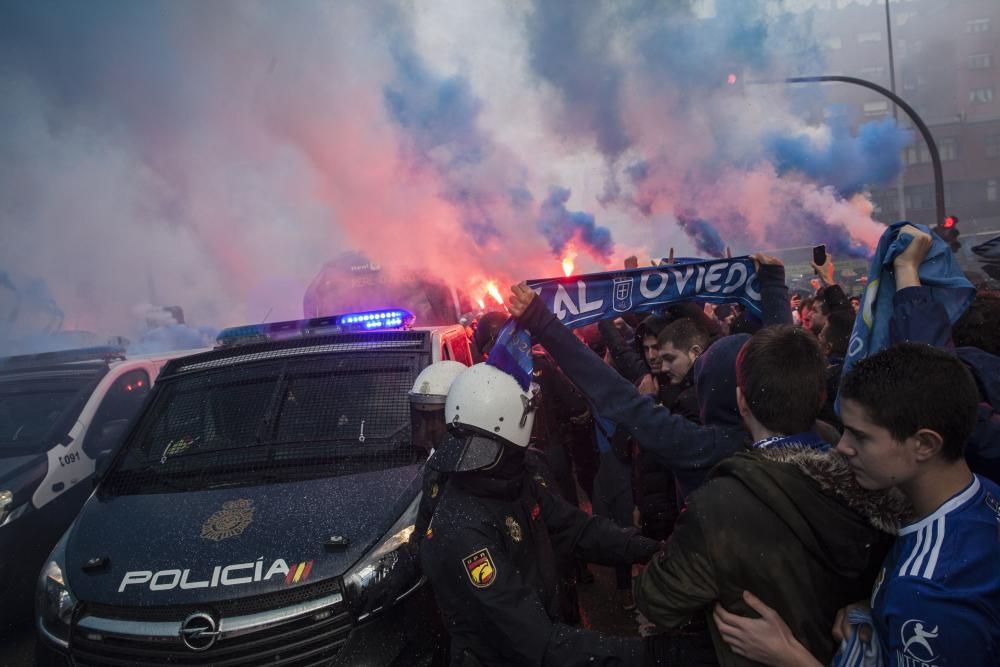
[1,345,209,630]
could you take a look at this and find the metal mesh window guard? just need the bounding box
[106,337,428,494]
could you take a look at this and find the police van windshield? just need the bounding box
[0,377,96,455]
[105,354,423,493]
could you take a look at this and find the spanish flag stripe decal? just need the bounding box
[300,561,313,581]
[285,566,296,585]
[293,561,306,583]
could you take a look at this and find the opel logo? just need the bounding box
[180,612,219,652]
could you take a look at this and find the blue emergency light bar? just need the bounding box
[216,309,416,347]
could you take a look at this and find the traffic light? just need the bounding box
[721,68,745,95]
[933,215,961,252]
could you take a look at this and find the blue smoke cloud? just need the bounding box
[674,213,726,258]
[766,117,912,197]
[384,43,486,170]
[383,37,518,246]
[762,201,871,259]
[526,3,630,160]
[537,188,614,261]
[638,3,769,92]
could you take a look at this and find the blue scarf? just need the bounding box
[488,257,763,390]
[526,257,763,329]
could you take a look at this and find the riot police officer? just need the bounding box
[420,363,659,666]
[408,360,468,545]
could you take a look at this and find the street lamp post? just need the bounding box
[783,75,946,226]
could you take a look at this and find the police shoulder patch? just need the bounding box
[463,548,497,588]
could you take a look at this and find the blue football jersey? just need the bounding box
[870,475,1000,666]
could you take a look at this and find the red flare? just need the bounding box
[486,281,504,305]
[561,249,577,277]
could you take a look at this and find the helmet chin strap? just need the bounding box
[519,393,541,428]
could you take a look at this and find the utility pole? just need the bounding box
[885,0,907,219]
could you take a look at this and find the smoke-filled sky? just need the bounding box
[0,0,912,346]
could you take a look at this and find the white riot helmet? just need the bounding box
[429,363,540,473]
[408,361,467,451]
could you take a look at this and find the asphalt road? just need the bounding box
[0,622,34,667]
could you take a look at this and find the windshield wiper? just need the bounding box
[110,465,194,492]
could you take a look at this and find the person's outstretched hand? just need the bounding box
[508,282,538,319]
[810,255,835,286]
[713,591,822,667]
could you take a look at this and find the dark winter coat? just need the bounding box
[637,445,908,667]
[667,367,700,424]
[421,465,659,666]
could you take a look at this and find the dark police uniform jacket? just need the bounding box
[420,468,658,666]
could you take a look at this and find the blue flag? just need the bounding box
[839,222,975,410]
[526,257,762,329]
[486,321,535,390]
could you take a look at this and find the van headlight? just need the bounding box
[343,493,422,622]
[36,533,77,648]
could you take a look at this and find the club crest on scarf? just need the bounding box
[612,276,634,312]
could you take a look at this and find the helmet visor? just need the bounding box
[410,404,447,451]
[427,429,503,473]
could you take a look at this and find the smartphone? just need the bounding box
[813,244,827,267]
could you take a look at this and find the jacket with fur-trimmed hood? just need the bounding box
[636,445,910,667]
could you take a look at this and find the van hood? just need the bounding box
[65,464,422,607]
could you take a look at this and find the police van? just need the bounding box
[36,309,474,666]
[1,345,209,630]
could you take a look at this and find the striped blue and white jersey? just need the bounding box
[870,475,1000,666]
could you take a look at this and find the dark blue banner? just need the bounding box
[525,257,763,329]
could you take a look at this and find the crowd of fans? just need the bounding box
[420,224,999,666]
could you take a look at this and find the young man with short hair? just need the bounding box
[656,318,710,422]
[713,344,1000,666]
[838,344,1000,665]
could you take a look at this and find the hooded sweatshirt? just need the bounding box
[637,446,908,667]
